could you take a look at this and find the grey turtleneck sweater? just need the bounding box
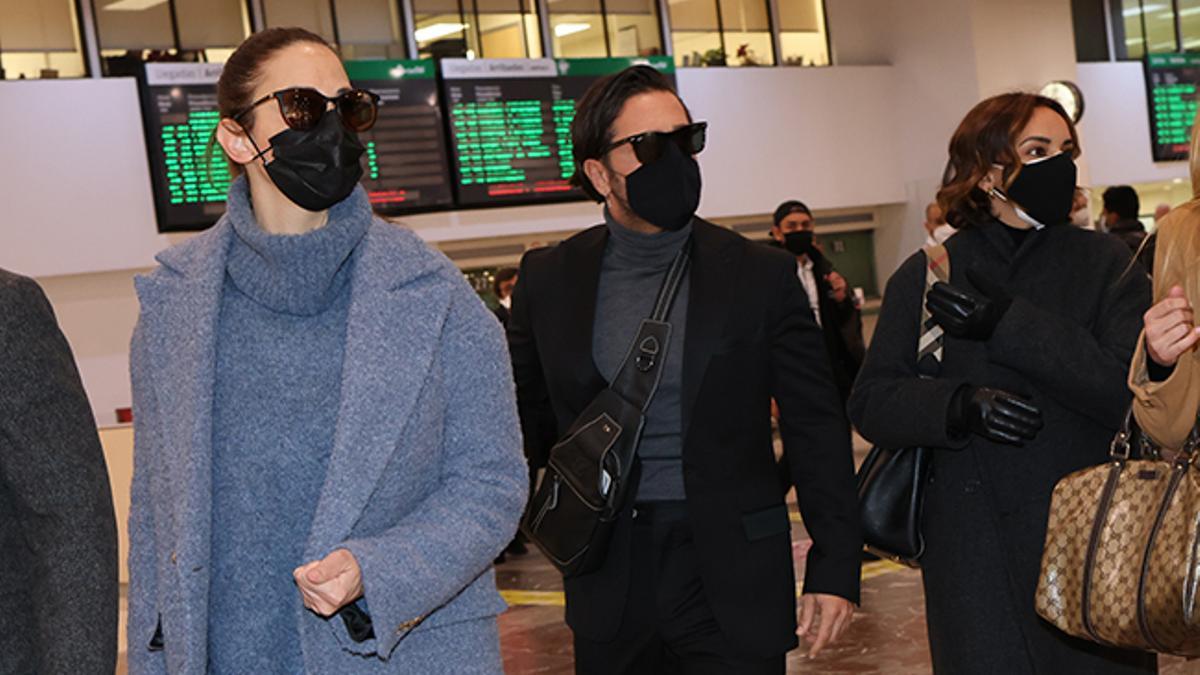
[593,210,691,502]
[207,180,370,673]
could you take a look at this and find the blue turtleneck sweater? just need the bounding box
[206,179,369,673]
[593,210,692,502]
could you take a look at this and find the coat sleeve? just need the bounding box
[127,315,166,675]
[985,240,1150,430]
[1131,212,1200,448]
[0,275,118,674]
[336,284,529,658]
[848,253,970,449]
[508,251,559,469]
[769,257,862,604]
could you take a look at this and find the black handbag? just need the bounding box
[855,242,948,567]
[521,243,690,578]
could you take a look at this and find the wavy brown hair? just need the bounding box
[937,93,1079,229]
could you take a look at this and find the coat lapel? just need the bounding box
[304,224,452,558]
[561,226,608,396]
[680,221,740,444]
[133,220,232,669]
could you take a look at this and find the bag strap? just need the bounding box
[918,243,950,368]
[608,241,692,412]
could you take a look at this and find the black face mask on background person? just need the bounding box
[995,151,1077,228]
[783,230,817,257]
[622,140,702,232]
[251,111,366,212]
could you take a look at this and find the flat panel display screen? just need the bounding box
[439,56,675,208]
[140,62,229,232]
[344,59,455,214]
[1145,53,1200,162]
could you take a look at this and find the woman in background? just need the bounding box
[127,27,526,674]
[849,93,1154,673]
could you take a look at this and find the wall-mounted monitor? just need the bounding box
[439,56,675,209]
[140,62,229,233]
[1144,53,1200,162]
[344,59,455,214]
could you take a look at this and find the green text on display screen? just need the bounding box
[439,56,676,208]
[1145,53,1200,162]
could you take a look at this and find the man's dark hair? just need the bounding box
[493,267,518,297]
[773,200,813,228]
[569,65,689,202]
[1102,185,1140,220]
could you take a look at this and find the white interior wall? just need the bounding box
[4,0,1171,425]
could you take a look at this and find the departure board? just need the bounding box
[344,59,454,213]
[1145,53,1200,162]
[440,57,675,208]
[141,62,230,232]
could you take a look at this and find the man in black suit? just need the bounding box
[0,269,118,673]
[509,66,860,674]
[491,266,519,329]
[769,201,865,405]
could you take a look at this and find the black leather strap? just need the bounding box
[609,242,690,412]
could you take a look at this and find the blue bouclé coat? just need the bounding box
[127,206,528,674]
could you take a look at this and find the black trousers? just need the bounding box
[572,501,785,675]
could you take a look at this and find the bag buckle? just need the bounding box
[635,336,661,372]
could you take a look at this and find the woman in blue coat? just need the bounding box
[127,27,527,674]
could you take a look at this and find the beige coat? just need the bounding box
[1130,200,1200,448]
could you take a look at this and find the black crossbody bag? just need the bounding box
[521,243,690,578]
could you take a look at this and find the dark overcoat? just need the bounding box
[849,219,1157,674]
[0,270,118,674]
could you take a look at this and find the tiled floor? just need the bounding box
[113,436,1200,673]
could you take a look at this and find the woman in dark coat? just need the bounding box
[848,93,1155,673]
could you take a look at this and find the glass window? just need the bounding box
[606,0,662,56]
[776,0,827,66]
[333,0,409,59]
[413,0,472,58]
[92,0,250,76]
[475,0,542,58]
[669,0,724,67]
[1143,1,1178,52]
[0,0,88,79]
[413,0,540,58]
[1179,0,1200,51]
[547,0,607,57]
[668,0,775,67]
[1116,0,1179,59]
[262,0,337,42]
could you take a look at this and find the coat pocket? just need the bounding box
[148,614,164,652]
[742,504,790,542]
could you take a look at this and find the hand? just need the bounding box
[826,271,848,303]
[293,548,364,617]
[925,269,1012,341]
[950,386,1043,446]
[797,593,854,658]
[1145,285,1200,368]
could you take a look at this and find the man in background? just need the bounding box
[1102,185,1154,275]
[0,269,118,673]
[492,267,519,329]
[770,200,865,405]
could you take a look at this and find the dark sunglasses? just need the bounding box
[606,121,708,165]
[233,87,381,133]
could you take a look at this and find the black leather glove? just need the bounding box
[925,268,1013,340]
[948,385,1043,446]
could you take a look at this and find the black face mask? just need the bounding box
[254,111,365,212]
[783,230,816,257]
[1001,152,1077,228]
[622,141,702,232]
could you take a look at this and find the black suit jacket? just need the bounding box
[0,270,118,674]
[509,220,861,657]
[805,250,866,402]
